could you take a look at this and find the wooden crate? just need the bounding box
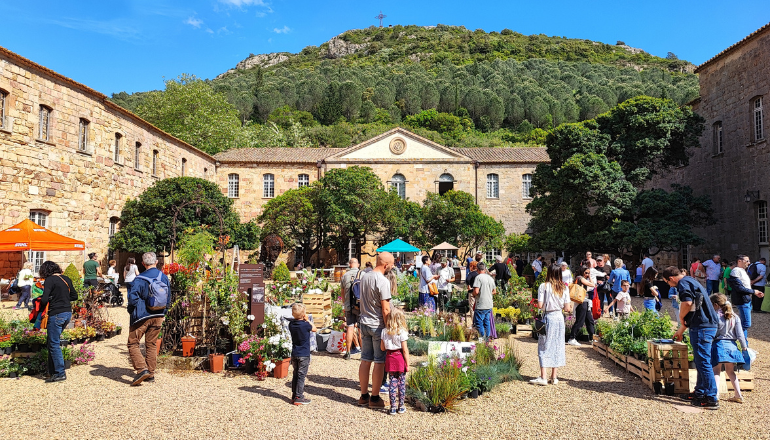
[608,348,627,369]
[626,355,647,378]
[302,292,332,328]
[725,370,754,392]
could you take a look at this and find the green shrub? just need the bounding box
[271,262,291,282]
[407,338,429,356]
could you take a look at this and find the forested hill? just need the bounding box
[110,25,700,154]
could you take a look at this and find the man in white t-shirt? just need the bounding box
[418,256,439,310]
[437,258,455,312]
[702,254,721,294]
[641,252,655,275]
[532,255,544,279]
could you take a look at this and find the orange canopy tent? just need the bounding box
[0,219,85,252]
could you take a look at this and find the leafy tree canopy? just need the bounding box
[134,74,241,155]
[109,177,261,254]
[527,97,712,261]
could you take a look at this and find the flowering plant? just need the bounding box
[73,343,96,364]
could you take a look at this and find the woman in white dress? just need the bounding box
[531,263,572,386]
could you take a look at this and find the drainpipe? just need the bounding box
[316,160,323,180]
[473,160,480,204]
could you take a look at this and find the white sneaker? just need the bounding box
[529,377,548,386]
[567,339,581,346]
[551,378,559,385]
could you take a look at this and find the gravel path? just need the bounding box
[1,296,768,440]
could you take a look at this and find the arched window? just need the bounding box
[298,174,309,188]
[438,173,454,195]
[228,173,240,198]
[522,174,533,199]
[263,173,275,198]
[390,173,406,199]
[486,173,499,199]
[181,158,187,176]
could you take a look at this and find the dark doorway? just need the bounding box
[438,181,454,195]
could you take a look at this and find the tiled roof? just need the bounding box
[453,147,549,163]
[696,22,770,73]
[214,147,344,163]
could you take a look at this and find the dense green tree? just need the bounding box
[315,82,343,125]
[134,75,240,155]
[526,97,711,261]
[258,186,319,266]
[109,177,261,254]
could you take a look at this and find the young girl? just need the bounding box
[380,307,410,415]
[710,293,747,404]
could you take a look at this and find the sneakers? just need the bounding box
[131,369,151,386]
[380,383,389,394]
[45,374,67,383]
[388,408,397,415]
[12,306,19,310]
[357,393,370,406]
[368,395,386,409]
[343,352,351,360]
[567,339,581,346]
[144,376,155,383]
[551,378,559,385]
[293,397,311,405]
[695,399,719,410]
[529,377,548,386]
[680,393,699,402]
[350,347,361,355]
[397,406,406,414]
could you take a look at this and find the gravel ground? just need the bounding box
[1,296,768,440]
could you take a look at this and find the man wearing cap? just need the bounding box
[83,252,102,293]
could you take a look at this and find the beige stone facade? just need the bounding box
[0,46,216,277]
[654,23,770,264]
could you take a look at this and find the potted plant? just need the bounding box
[181,335,196,357]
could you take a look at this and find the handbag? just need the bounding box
[534,311,547,335]
[592,293,601,320]
[428,282,439,296]
[569,283,586,303]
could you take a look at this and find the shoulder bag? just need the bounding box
[428,282,439,296]
[569,283,586,303]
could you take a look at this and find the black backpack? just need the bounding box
[349,270,364,314]
[747,262,759,281]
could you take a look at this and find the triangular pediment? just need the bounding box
[325,128,471,162]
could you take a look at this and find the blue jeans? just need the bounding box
[706,280,719,295]
[47,312,72,377]
[735,303,752,340]
[689,327,717,400]
[473,309,491,338]
[643,298,656,311]
[534,271,541,280]
[15,285,31,308]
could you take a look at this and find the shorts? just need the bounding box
[359,324,385,364]
[345,309,359,327]
[84,279,99,288]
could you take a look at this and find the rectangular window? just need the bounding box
[712,122,723,155]
[263,173,274,198]
[38,106,50,141]
[0,90,6,129]
[486,174,499,198]
[134,142,141,170]
[29,210,48,273]
[485,248,501,262]
[152,150,158,176]
[759,201,768,244]
[114,133,121,162]
[78,119,89,152]
[754,97,764,141]
[181,158,187,177]
[522,174,533,198]
[109,218,118,238]
[298,174,309,188]
[228,174,240,198]
[681,245,690,271]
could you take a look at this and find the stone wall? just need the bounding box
[654,27,770,263]
[0,48,217,277]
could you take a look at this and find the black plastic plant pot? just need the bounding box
[512,325,518,335]
[60,340,70,347]
[96,335,106,341]
[116,328,122,335]
[9,372,17,378]
[16,343,30,352]
[653,382,663,394]
[665,382,675,396]
[469,389,479,398]
[64,360,72,369]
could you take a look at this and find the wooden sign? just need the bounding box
[240,264,266,330]
[249,303,265,333]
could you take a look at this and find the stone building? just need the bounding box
[214,128,547,265]
[0,46,217,278]
[0,45,548,277]
[655,22,770,265]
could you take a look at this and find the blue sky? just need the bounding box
[2,0,768,95]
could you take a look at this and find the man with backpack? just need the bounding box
[127,252,170,386]
[341,258,362,360]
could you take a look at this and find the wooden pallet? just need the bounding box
[626,355,647,377]
[608,348,627,369]
[725,370,755,392]
[593,339,608,358]
[302,292,332,328]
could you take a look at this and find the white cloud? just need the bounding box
[273,25,290,34]
[217,26,232,35]
[184,17,203,28]
[219,0,266,6]
[206,28,214,34]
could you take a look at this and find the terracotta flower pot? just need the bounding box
[209,353,225,373]
[156,338,163,356]
[181,336,196,357]
[271,358,290,379]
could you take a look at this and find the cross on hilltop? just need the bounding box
[375,11,386,27]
